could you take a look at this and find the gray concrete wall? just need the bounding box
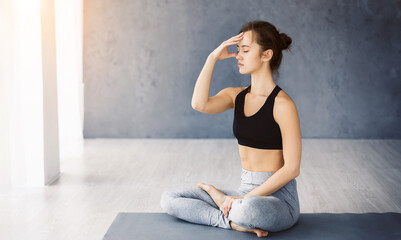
[83,0,401,139]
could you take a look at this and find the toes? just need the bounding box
[254,229,268,238]
[197,183,210,191]
[201,184,211,191]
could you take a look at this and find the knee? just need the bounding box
[229,196,281,230]
[160,190,176,213]
[241,196,294,232]
[228,196,256,228]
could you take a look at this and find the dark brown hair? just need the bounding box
[239,20,292,78]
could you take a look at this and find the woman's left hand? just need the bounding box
[221,195,244,218]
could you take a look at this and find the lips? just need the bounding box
[238,63,244,66]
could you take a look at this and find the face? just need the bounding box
[236,31,272,74]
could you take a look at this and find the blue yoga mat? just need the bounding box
[103,212,401,240]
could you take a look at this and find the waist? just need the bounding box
[240,167,276,185]
[240,149,284,172]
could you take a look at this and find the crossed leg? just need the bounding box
[198,183,297,233]
[160,184,270,237]
[197,183,269,237]
[160,186,237,229]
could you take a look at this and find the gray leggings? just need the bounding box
[160,168,300,232]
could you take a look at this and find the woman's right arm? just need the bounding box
[191,54,223,111]
[191,32,244,114]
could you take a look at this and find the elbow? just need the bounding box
[284,166,300,178]
[192,96,209,111]
[191,100,206,111]
[191,99,197,110]
[293,168,300,177]
[191,97,199,110]
[192,102,202,111]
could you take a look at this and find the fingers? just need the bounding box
[236,32,245,37]
[231,33,244,42]
[222,200,229,217]
[225,205,232,218]
[226,32,244,43]
[228,53,238,58]
[223,198,234,218]
[236,32,245,40]
[227,201,233,217]
[224,38,242,48]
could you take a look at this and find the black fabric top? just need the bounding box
[233,84,283,150]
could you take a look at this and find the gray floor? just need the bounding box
[0,139,400,240]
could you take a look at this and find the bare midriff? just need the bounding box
[238,144,284,172]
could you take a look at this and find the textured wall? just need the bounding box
[83,0,401,138]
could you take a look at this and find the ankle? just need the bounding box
[230,221,250,232]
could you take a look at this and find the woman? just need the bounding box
[160,20,301,238]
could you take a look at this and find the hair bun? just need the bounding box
[279,33,292,50]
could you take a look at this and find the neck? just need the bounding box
[249,66,276,96]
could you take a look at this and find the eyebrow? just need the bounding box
[236,45,250,47]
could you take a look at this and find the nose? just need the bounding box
[236,53,242,61]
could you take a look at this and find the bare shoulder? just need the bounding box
[230,87,247,109]
[275,89,293,105]
[273,89,299,122]
[233,86,247,95]
[216,86,246,109]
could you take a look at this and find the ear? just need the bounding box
[261,49,273,62]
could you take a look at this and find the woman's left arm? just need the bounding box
[244,98,302,197]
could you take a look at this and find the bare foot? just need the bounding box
[197,182,226,208]
[197,183,268,238]
[230,221,269,238]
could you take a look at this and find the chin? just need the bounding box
[239,68,249,74]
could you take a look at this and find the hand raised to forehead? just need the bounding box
[210,32,244,60]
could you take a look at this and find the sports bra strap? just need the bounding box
[271,85,281,98]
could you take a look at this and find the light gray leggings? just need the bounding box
[160,168,300,232]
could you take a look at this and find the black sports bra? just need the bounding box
[232,84,283,150]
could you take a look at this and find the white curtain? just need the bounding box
[0,0,83,187]
[55,0,84,160]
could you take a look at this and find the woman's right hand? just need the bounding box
[210,32,244,61]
